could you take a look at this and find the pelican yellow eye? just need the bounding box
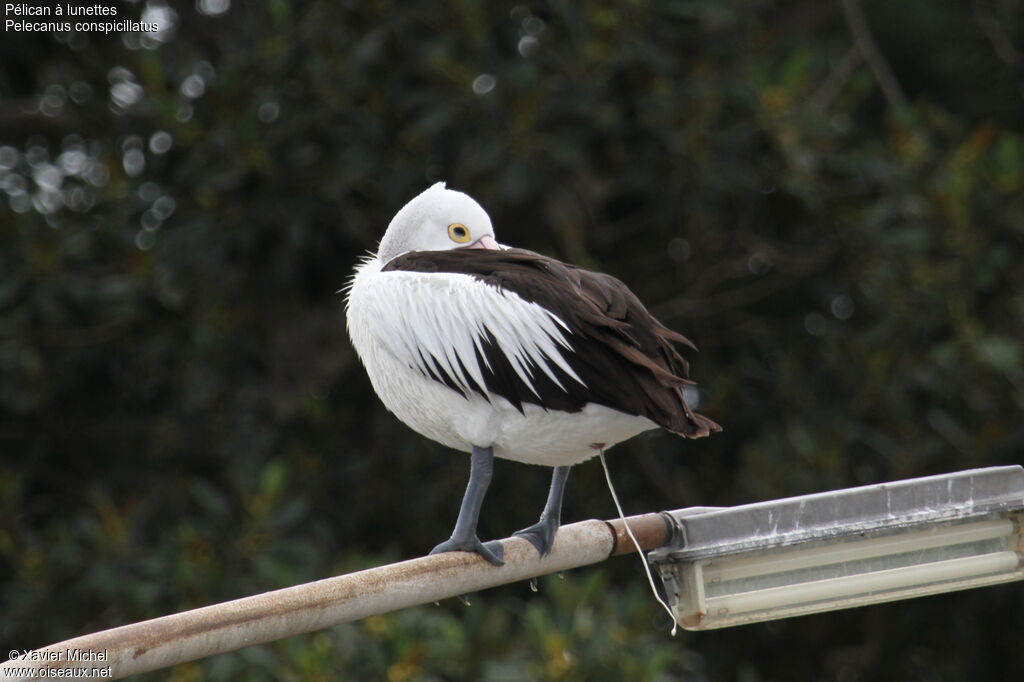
[448,223,471,243]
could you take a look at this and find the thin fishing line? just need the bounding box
[598,450,678,636]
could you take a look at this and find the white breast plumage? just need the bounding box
[345,256,657,467]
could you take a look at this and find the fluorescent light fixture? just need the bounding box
[648,466,1024,630]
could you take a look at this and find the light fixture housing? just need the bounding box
[648,466,1024,630]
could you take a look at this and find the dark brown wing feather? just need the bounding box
[383,248,721,438]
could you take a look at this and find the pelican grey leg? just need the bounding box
[514,465,571,557]
[430,445,505,566]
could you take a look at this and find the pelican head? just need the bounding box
[377,182,499,264]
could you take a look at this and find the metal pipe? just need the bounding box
[606,512,673,556]
[2,515,671,681]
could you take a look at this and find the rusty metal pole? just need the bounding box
[1,514,671,682]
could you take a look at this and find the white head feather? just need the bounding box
[377,182,496,264]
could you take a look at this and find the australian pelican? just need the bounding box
[346,183,719,565]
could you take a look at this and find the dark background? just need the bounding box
[2,1,1023,680]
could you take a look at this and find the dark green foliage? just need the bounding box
[2,1,1023,679]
